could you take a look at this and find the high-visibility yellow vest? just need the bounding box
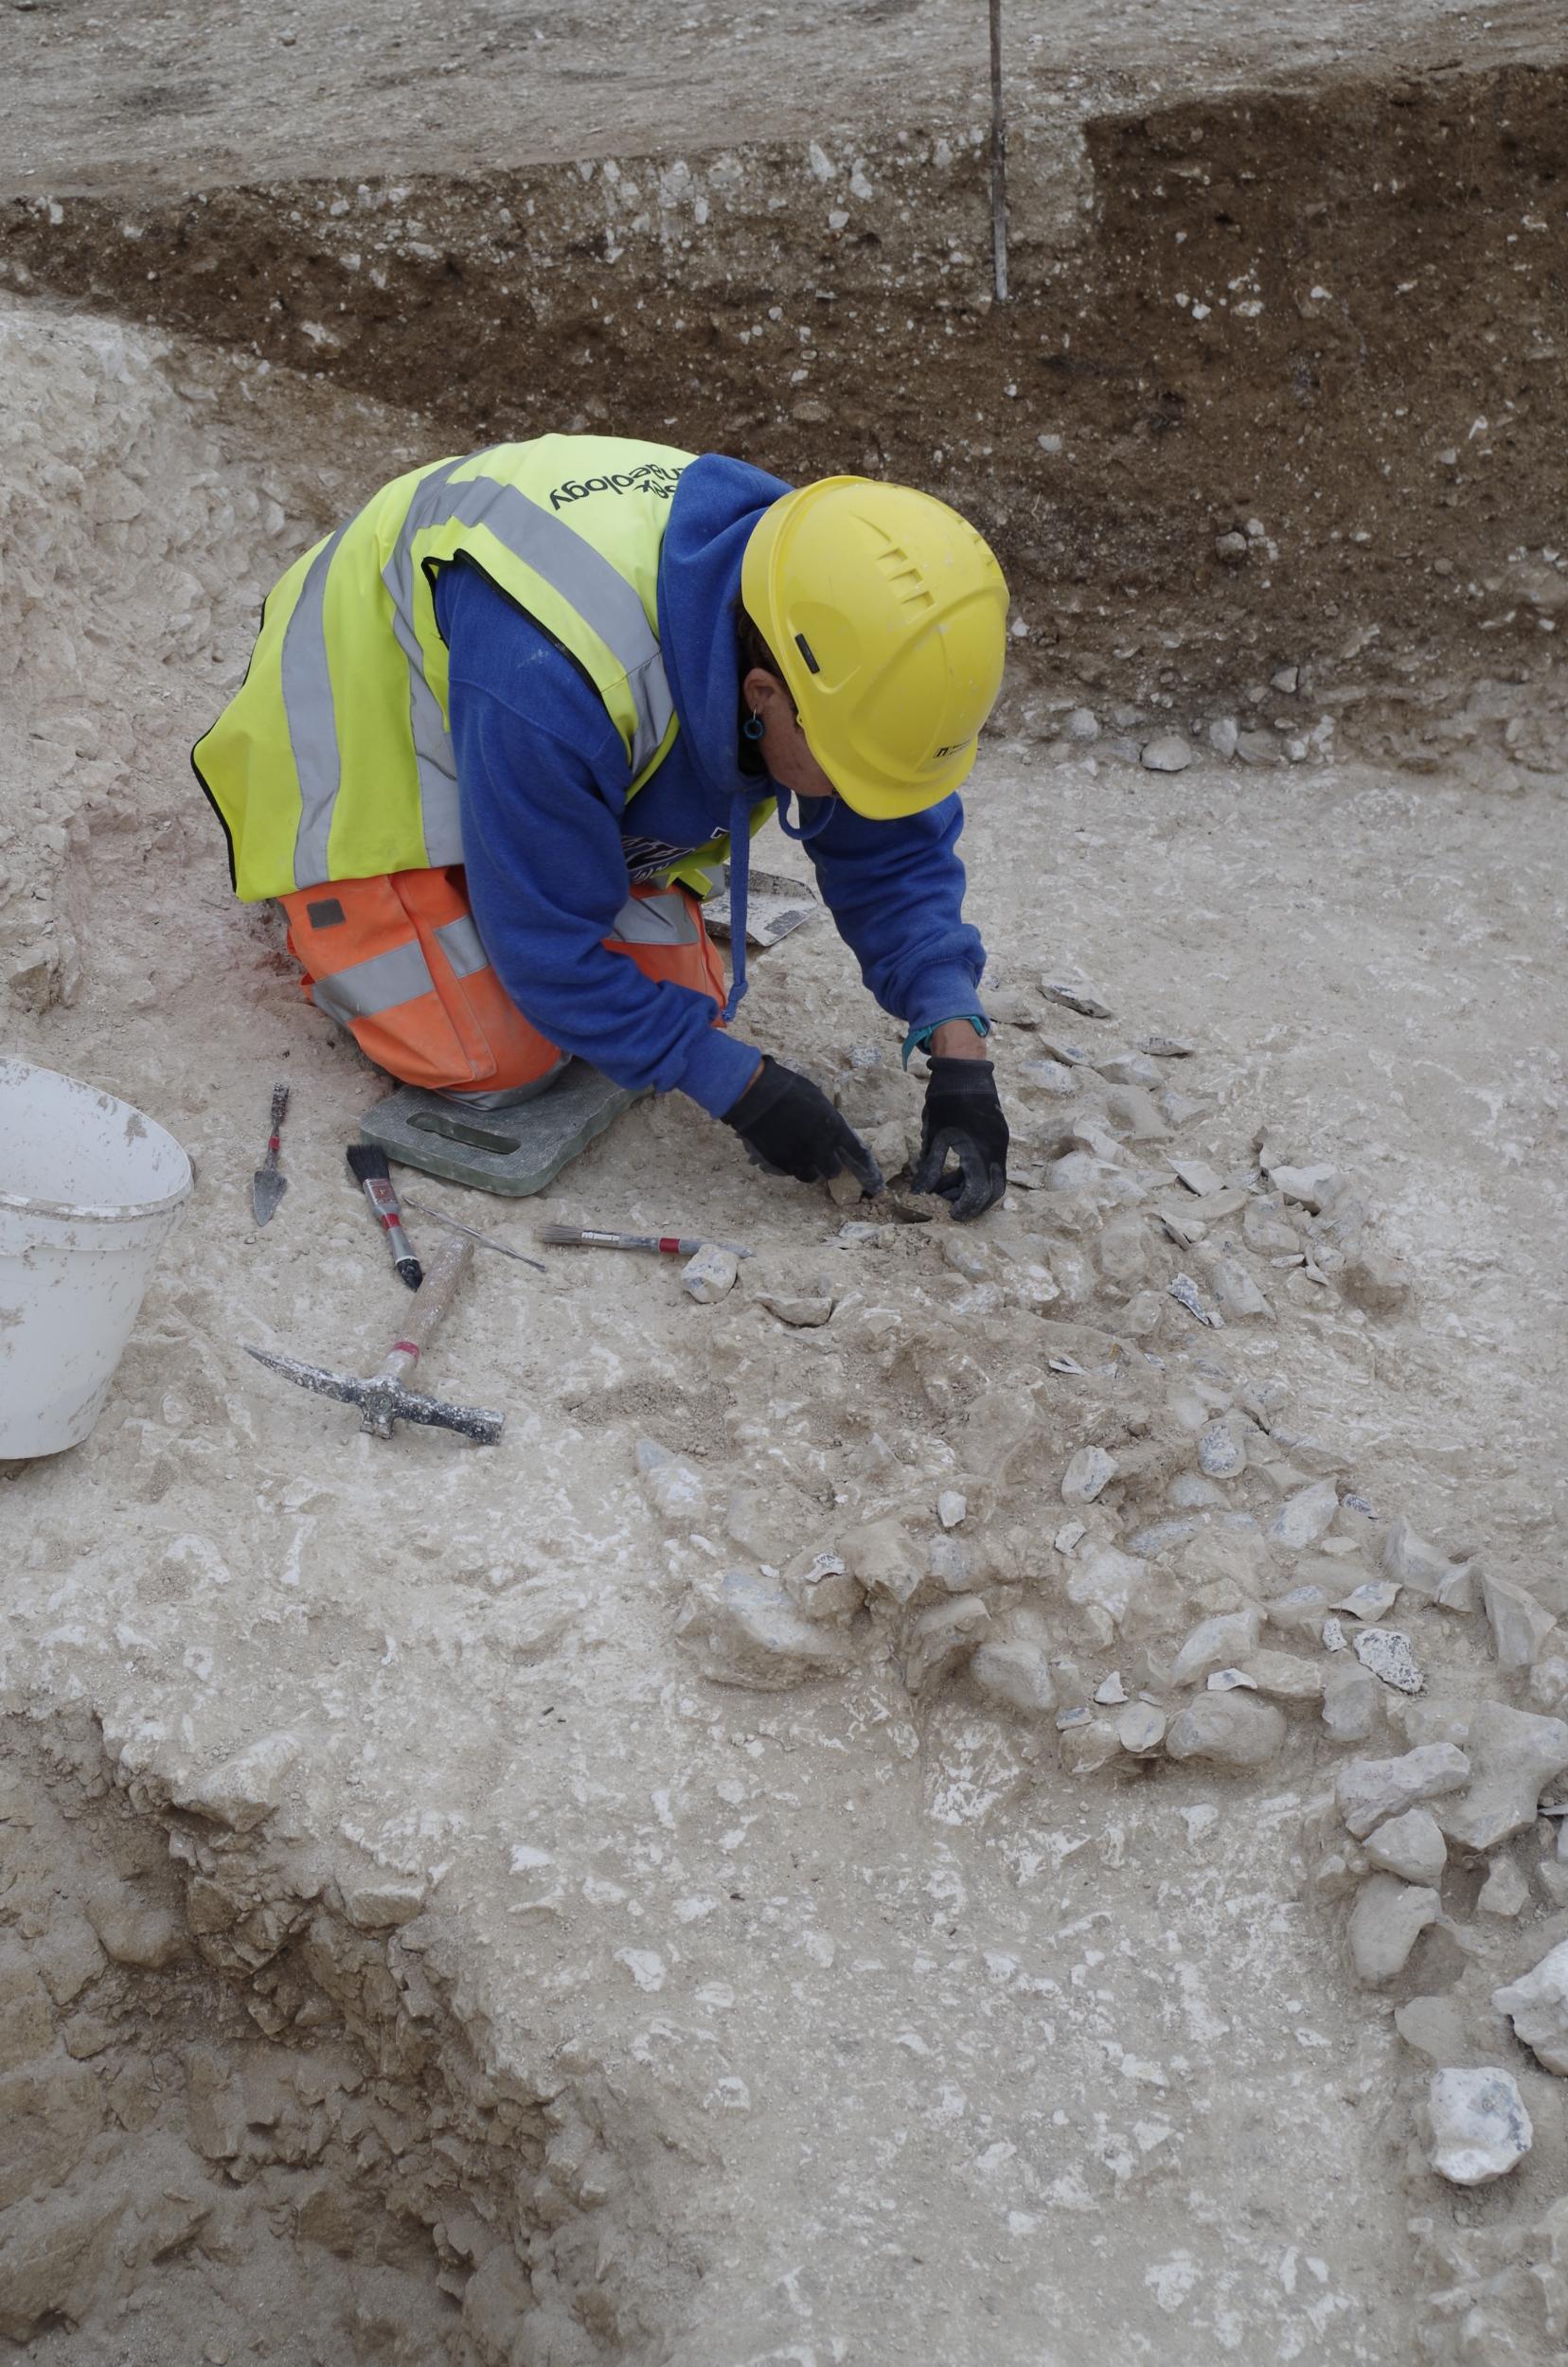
[194,434,762,901]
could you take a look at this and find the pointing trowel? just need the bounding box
[252,1082,290,1226]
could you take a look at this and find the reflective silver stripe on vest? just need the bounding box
[608,890,700,948]
[383,454,469,870]
[284,524,351,887]
[386,465,676,784]
[311,939,437,1026]
[433,913,489,980]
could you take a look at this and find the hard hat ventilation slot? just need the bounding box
[793,632,821,674]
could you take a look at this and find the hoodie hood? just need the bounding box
[656,451,793,802]
[657,453,793,1017]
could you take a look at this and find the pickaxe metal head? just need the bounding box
[242,1235,503,1444]
[241,1344,504,1443]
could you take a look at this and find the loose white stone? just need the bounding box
[682,1244,739,1303]
[1061,1446,1116,1504]
[1336,1745,1471,1839]
[1141,732,1194,773]
[1042,978,1114,1020]
[1494,1940,1568,2073]
[1206,1667,1258,1691]
[1333,1581,1400,1623]
[1270,1480,1341,1551]
[1426,2068,1532,2185]
[1364,1808,1447,1886]
[1435,1702,1568,1852]
[971,1637,1057,1716]
[1354,1627,1425,1695]
[1170,1156,1224,1197]
[1322,1617,1349,1652]
[1172,1607,1261,1685]
[1118,1702,1167,1756]
[937,1489,968,1530]
[1242,1649,1325,1701]
[1477,1857,1529,1917]
[1207,716,1239,758]
[1166,1692,1287,1768]
[1095,1671,1129,1705]
[1380,1517,1470,1602]
[1482,1573,1558,1671]
[1322,1664,1379,1741]
[1267,1162,1343,1212]
[1348,1875,1439,1986]
[1064,705,1099,741]
[1055,1520,1086,1554]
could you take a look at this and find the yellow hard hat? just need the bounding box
[740,475,1009,820]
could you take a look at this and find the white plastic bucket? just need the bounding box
[0,1059,193,1457]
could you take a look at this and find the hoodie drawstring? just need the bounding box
[721,788,754,1020]
[721,788,835,1022]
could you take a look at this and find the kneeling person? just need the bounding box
[194,435,1011,1220]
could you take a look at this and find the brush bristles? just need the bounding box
[347,1145,390,1184]
[534,1224,584,1243]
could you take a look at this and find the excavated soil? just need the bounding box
[4,7,1568,2362]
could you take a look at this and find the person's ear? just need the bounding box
[741,665,782,717]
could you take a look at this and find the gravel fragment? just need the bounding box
[1482,1573,1558,1671]
[1434,1702,1568,1851]
[1494,1940,1568,2073]
[682,1244,739,1304]
[1354,1627,1425,1695]
[1171,1607,1261,1685]
[1061,1446,1116,1504]
[1334,1582,1400,1623]
[1364,1809,1447,1886]
[1348,1876,1439,1986]
[1117,1702,1167,1755]
[1336,1745,1471,1838]
[1477,1857,1529,1917]
[1426,2069,1532,2185]
[1042,979,1114,1021]
[1166,1692,1287,1768]
[1141,732,1194,774]
[936,1490,967,1530]
[1322,1664,1379,1741]
[1269,1480,1340,1551]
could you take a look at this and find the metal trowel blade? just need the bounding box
[252,1170,288,1226]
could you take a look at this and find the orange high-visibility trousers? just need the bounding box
[278,866,726,1097]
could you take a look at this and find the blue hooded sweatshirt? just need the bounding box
[434,453,987,1118]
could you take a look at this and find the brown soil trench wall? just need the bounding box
[4,60,1564,761]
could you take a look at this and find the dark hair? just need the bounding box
[735,602,794,773]
[736,602,782,685]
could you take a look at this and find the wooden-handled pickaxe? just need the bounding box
[243,1236,503,1443]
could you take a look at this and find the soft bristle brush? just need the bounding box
[346,1146,423,1290]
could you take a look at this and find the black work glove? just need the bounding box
[911,1056,1008,1222]
[723,1056,884,1193]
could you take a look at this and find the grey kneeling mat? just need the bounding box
[358,1062,643,1196]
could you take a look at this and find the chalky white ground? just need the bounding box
[4,296,1568,2364]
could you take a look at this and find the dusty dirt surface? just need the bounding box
[3,284,1568,2364]
[2,0,1561,193]
[4,0,1568,2354]
[4,3,1566,774]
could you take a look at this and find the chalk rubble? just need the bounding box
[1171,1607,1261,1686]
[1322,1664,1380,1742]
[1494,1940,1568,2073]
[1426,2069,1533,2184]
[1482,1573,1558,1671]
[1364,1809,1447,1887]
[1061,1446,1116,1504]
[682,1244,739,1303]
[1166,1693,1287,1768]
[1434,1702,1568,1851]
[1348,1875,1440,1986]
[1269,1481,1340,1551]
[1336,1745,1470,1839]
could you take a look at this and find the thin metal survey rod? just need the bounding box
[989,0,1008,304]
